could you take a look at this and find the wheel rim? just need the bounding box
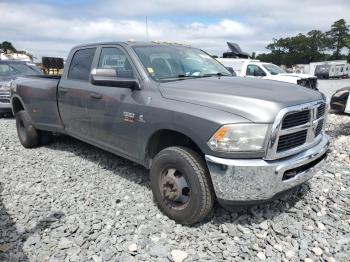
[159,167,190,210]
[18,119,26,141]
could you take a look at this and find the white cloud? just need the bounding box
[0,0,349,60]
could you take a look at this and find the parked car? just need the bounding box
[218,58,319,90]
[330,86,350,114]
[11,42,329,224]
[217,43,318,90]
[0,60,42,116]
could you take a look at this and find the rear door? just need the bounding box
[58,47,97,139]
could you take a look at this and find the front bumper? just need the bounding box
[0,102,12,113]
[205,134,329,203]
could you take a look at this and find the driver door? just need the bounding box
[246,64,266,78]
[86,46,141,158]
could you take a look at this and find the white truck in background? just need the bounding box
[217,43,318,90]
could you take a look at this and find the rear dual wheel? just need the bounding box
[16,110,53,148]
[150,146,215,225]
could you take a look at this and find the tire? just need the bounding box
[15,110,53,148]
[16,111,40,148]
[150,146,214,225]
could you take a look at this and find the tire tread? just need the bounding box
[151,146,214,225]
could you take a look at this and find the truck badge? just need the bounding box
[123,112,135,123]
[138,114,146,123]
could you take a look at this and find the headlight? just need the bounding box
[0,81,11,91]
[208,124,269,152]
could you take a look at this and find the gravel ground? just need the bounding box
[0,112,349,261]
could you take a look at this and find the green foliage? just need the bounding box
[0,41,33,60]
[0,41,17,52]
[326,19,350,58]
[257,19,350,65]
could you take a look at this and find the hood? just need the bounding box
[0,75,17,83]
[278,73,316,79]
[159,77,324,123]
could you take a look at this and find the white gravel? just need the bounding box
[0,113,349,261]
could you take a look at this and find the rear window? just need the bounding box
[68,48,96,81]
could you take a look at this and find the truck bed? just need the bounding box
[12,75,64,132]
[25,75,62,80]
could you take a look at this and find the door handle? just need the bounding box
[59,87,69,93]
[90,93,102,99]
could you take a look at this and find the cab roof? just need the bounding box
[73,41,191,49]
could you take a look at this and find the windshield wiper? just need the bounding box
[202,72,231,77]
[158,75,202,81]
[158,73,230,81]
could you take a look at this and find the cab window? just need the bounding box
[246,64,266,76]
[97,47,134,78]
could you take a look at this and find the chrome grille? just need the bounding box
[315,119,324,137]
[317,104,325,119]
[282,111,310,129]
[265,100,326,160]
[0,90,10,103]
[277,130,307,152]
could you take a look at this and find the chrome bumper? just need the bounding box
[0,102,11,111]
[205,134,329,202]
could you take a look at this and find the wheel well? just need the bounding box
[146,130,203,162]
[12,97,24,115]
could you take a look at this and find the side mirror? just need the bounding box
[90,68,140,89]
[226,67,236,76]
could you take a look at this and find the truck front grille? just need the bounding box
[315,119,324,137]
[317,104,326,118]
[266,101,326,160]
[282,111,310,129]
[277,130,307,152]
[0,91,10,103]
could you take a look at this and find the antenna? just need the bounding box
[146,16,149,41]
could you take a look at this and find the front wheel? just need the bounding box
[150,146,214,225]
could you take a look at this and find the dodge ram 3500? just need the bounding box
[11,42,329,225]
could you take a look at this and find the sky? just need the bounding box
[0,0,349,60]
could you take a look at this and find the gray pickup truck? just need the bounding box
[11,42,329,224]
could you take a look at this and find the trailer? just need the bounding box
[311,60,348,79]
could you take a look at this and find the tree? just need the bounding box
[326,19,349,59]
[0,41,17,52]
[306,30,328,61]
[258,33,326,66]
[256,19,350,65]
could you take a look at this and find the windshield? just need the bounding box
[262,63,286,75]
[0,63,43,77]
[133,45,231,81]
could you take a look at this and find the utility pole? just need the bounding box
[146,16,149,41]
